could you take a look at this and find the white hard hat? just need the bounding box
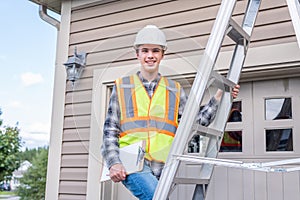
[134,25,167,50]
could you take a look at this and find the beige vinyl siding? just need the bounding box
[69,0,295,59]
[59,194,87,200]
[58,0,298,199]
[61,154,89,167]
[59,181,87,195]
[205,166,300,200]
[63,128,90,141]
[65,90,92,104]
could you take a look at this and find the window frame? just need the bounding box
[253,78,300,156]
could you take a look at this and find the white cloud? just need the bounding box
[21,72,44,87]
[7,100,22,108]
[26,122,50,133]
[20,130,49,150]
[21,131,49,142]
[20,122,50,149]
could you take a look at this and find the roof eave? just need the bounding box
[29,0,61,14]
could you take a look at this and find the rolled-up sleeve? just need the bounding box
[178,88,219,126]
[101,85,122,169]
[196,96,219,126]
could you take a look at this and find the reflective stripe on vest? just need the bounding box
[115,74,180,162]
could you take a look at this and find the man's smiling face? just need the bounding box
[136,44,164,75]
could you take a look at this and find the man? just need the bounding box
[101,25,240,200]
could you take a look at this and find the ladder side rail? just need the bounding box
[207,0,262,154]
[194,1,262,199]
[286,167,300,172]
[286,0,300,48]
[227,0,262,82]
[199,0,262,164]
[176,155,300,173]
[261,158,300,167]
[198,0,262,177]
[153,1,238,199]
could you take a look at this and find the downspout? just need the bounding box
[37,3,66,200]
[39,5,60,30]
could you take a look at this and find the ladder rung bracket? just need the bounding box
[210,71,236,91]
[192,124,223,138]
[173,178,209,185]
[227,19,250,44]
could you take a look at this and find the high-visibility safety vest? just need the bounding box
[115,74,181,163]
[220,109,242,151]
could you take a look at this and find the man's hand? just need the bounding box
[214,85,240,101]
[109,163,126,182]
[231,84,240,99]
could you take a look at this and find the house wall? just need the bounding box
[45,1,72,200]
[56,0,300,199]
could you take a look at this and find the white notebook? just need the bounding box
[100,140,145,182]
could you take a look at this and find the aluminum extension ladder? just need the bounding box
[153,0,261,199]
[153,0,300,199]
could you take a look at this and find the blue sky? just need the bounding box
[0,1,59,149]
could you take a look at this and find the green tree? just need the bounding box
[16,147,48,200]
[0,109,22,182]
[18,147,40,163]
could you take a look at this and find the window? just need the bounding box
[266,128,293,151]
[265,98,292,120]
[227,101,242,122]
[188,135,200,153]
[253,79,300,156]
[188,134,210,156]
[220,131,242,152]
[220,101,243,152]
[264,97,293,152]
[188,100,244,154]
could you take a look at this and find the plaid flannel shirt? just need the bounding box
[101,72,219,179]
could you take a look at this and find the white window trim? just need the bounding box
[253,78,300,156]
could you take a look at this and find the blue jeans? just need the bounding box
[122,163,158,200]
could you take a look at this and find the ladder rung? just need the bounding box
[173,177,209,185]
[210,71,236,91]
[227,18,250,44]
[192,124,223,138]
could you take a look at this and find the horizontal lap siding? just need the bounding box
[65,103,91,116]
[60,0,296,198]
[59,194,87,200]
[59,181,87,195]
[60,168,88,181]
[204,166,300,200]
[61,155,89,167]
[63,128,90,141]
[65,90,92,104]
[68,1,295,69]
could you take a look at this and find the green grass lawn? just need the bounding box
[0,191,16,195]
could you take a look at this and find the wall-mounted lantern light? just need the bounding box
[64,47,87,86]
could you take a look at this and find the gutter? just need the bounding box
[39,5,60,30]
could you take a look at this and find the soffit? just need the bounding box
[29,0,62,14]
